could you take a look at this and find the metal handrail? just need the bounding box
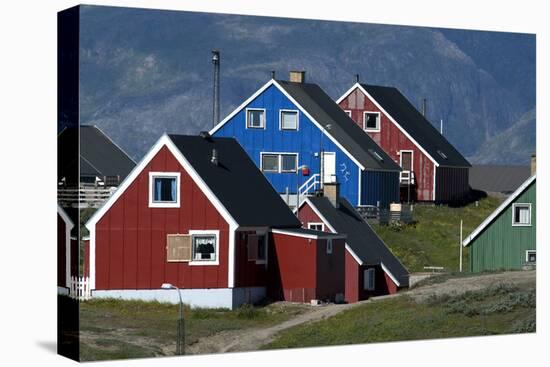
[299,173,320,196]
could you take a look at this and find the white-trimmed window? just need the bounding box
[246,108,266,129]
[280,110,299,130]
[308,222,325,231]
[247,232,268,264]
[260,153,298,173]
[189,230,219,265]
[344,110,352,118]
[526,250,536,264]
[512,203,532,226]
[363,268,375,291]
[363,111,381,132]
[149,172,180,208]
[326,239,333,254]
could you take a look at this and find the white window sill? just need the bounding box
[512,223,532,227]
[189,260,219,266]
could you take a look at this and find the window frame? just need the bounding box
[363,268,376,291]
[512,203,532,227]
[326,239,333,254]
[279,109,299,131]
[308,222,325,231]
[260,152,299,174]
[246,108,266,129]
[148,172,181,208]
[363,111,381,132]
[525,250,536,264]
[189,230,220,266]
[255,230,268,265]
[344,110,352,118]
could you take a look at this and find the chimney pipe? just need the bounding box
[531,154,536,175]
[421,98,427,117]
[289,70,306,83]
[355,74,360,83]
[211,148,219,166]
[212,50,220,127]
[323,182,340,208]
[271,70,276,79]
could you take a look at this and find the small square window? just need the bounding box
[364,112,380,131]
[247,109,265,129]
[261,154,279,172]
[280,110,298,130]
[526,250,536,264]
[192,235,217,262]
[149,172,180,208]
[512,203,531,226]
[308,223,324,231]
[344,110,352,117]
[281,154,297,172]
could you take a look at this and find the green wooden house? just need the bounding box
[463,175,536,272]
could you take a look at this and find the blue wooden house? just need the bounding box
[210,72,401,208]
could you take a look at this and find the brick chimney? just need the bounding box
[289,70,306,83]
[324,182,340,208]
[531,154,536,175]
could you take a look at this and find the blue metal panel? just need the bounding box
[214,84,369,206]
[361,170,400,207]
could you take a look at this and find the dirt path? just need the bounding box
[187,270,535,354]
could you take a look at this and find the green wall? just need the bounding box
[470,180,536,272]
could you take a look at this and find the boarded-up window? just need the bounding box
[166,234,192,262]
[247,234,259,261]
[363,268,375,291]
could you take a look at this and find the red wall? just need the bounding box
[233,231,268,287]
[83,239,90,278]
[297,203,330,233]
[344,250,360,303]
[58,213,67,287]
[94,146,230,290]
[268,232,344,303]
[339,88,436,201]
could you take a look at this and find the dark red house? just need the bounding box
[296,183,409,303]
[337,83,471,203]
[85,134,344,308]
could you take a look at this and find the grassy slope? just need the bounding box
[264,283,535,350]
[372,197,502,272]
[79,299,308,361]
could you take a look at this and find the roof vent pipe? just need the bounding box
[212,50,220,128]
[211,148,218,166]
[421,98,427,117]
[271,70,276,79]
[355,74,360,83]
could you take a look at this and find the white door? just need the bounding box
[323,152,336,183]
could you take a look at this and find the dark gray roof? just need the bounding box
[276,81,401,172]
[58,125,136,180]
[360,84,471,168]
[168,134,301,228]
[307,196,409,286]
[470,164,531,194]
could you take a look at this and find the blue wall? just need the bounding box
[214,83,402,207]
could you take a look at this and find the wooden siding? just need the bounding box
[215,84,380,207]
[344,250,360,303]
[268,232,345,302]
[435,167,470,203]
[94,146,230,290]
[470,180,536,272]
[339,88,435,201]
[362,170,400,207]
[233,230,268,287]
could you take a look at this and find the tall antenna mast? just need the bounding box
[212,50,220,127]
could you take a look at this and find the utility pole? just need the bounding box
[212,50,220,128]
[459,219,463,272]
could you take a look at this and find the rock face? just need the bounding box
[74,5,535,164]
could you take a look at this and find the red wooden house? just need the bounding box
[337,83,471,203]
[84,133,345,308]
[296,183,409,303]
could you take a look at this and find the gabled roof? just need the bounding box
[463,174,536,247]
[210,79,401,172]
[87,134,301,230]
[58,125,136,180]
[167,135,301,228]
[469,164,531,194]
[338,83,470,168]
[303,196,409,287]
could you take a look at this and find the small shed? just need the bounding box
[463,175,536,272]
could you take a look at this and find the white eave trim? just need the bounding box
[337,83,440,168]
[270,228,346,240]
[380,262,401,288]
[209,79,367,171]
[57,204,74,229]
[462,174,536,247]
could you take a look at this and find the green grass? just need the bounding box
[372,197,503,272]
[264,283,535,350]
[79,298,308,361]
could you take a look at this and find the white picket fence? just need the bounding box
[70,276,91,300]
